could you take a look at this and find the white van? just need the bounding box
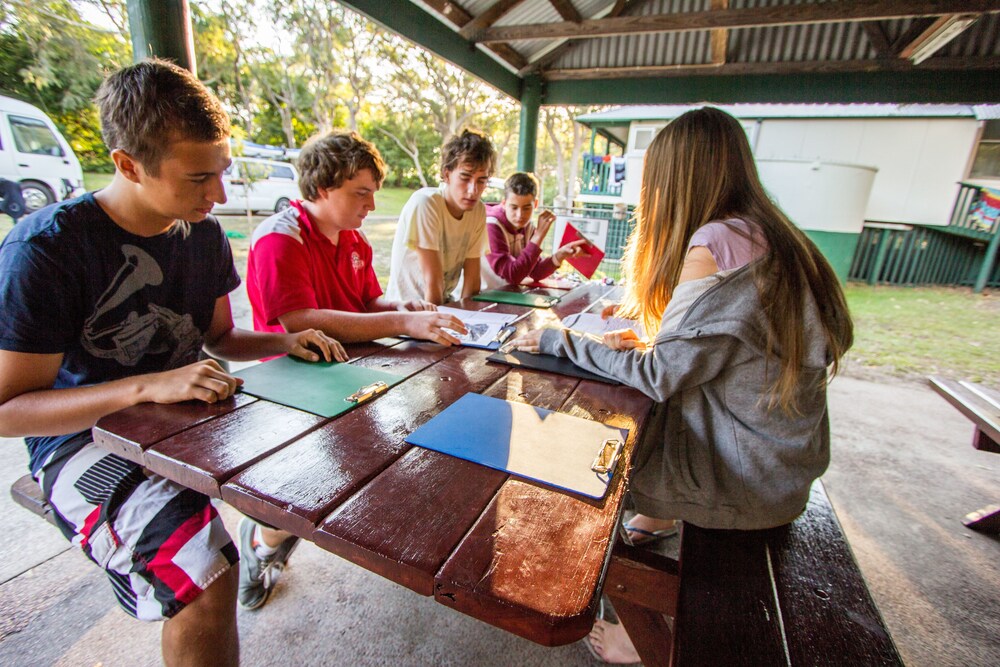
[215,156,301,215]
[0,95,85,214]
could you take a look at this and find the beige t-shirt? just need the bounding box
[386,186,487,302]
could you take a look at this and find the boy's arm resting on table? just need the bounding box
[415,247,446,305]
[0,350,240,437]
[278,304,464,346]
[203,295,347,362]
[460,257,481,299]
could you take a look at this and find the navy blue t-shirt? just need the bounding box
[0,193,241,474]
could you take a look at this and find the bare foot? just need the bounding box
[623,514,677,545]
[586,618,641,664]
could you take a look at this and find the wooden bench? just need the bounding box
[929,376,1000,532]
[604,481,902,666]
[10,473,55,525]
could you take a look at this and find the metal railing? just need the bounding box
[848,183,1000,291]
[580,154,623,197]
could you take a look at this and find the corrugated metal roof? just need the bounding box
[575,103,1000,124]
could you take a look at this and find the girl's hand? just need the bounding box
[603,328,647,351]
[601,304,619,319]
[286,329,348,363]
[509,329,544,354]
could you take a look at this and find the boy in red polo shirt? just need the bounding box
[247,131,466,346]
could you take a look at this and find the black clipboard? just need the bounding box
[486,350,620,385]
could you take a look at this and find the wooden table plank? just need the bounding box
[434,379,653,647]
[312,364,585,595]
[142,400,324,498]
[224,347,508,538]
[92,339,403,464]
[93,392,258,464]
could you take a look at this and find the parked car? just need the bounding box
[0,95,85,214]
[214,156,301,215]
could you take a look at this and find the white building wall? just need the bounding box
[755,118,979,225]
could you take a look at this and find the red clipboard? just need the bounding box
[559,222,605,279]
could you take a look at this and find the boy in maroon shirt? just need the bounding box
[247,131,465,345]
[482,172,587,288]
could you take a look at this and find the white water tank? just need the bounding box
[757,159,877,235]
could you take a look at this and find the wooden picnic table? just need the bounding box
[929,376,1000,532]
[91,282,675,655]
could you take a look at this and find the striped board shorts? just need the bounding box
[37,441,238,621]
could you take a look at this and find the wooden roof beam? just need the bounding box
[458,0,527,40]
[518,0,631,75]
[862,21,893,57]
[472,0,1000,43]
[422,0,528,70]
[543,55,1000,80]
[711,0,728,65]
[548,0,582,22]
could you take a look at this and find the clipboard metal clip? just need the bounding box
[591,438,623,476]
[346,381,389,404]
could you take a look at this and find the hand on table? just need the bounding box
[145,359,243,404]
[603,328,647,351]
[405,311,467,346]
[507,328,545,354]
[601,304,619,319]
[286,329,348,363]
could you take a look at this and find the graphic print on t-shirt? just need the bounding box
[82,244,201,368]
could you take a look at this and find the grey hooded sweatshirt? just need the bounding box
[539,263,831,530]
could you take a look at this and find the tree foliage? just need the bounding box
[2,0,594,196]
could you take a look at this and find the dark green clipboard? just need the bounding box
[473,289,560,308]
[235,356,404,418]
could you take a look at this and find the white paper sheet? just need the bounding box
[437,307,519,347]
[561,311,642,338]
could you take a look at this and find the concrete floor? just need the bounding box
[1,371,998,666]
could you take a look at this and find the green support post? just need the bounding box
[127,0,197,74]
[517,75,542,174]
[867,228,892,286]
[974,224,1000,293]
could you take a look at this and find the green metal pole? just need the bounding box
[126,0,197,75]
[868,229,892,286]
[517,75,542,173]
[973,224,1000,293]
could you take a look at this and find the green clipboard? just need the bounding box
[235,356,404,418]
[473,289,560,308]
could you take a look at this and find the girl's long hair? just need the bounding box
[618,107,853,411]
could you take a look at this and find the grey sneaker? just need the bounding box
[238,517,300,610]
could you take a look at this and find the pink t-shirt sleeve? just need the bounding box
[688,219,766,271]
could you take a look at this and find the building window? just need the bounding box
[969,120,1000,180]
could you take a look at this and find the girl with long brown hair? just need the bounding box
[511,106,853,663]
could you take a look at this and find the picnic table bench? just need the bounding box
[9,282,902,665]
[929,376,1000,532]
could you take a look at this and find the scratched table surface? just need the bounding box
[93,283,654,646]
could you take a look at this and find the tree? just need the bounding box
[0,0,130,171]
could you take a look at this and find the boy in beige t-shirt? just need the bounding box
[386,129,496,304]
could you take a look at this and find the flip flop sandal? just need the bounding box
[619,519,678,547]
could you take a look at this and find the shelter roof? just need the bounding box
[576,103,1000,125]
[339,0,1000,104]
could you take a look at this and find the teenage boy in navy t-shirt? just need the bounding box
[247,130,466,345]
[0,59,345,667]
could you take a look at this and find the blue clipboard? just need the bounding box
[405,393,628,499]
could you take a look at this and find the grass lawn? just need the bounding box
[842,284,1000,385]
[374,186,417,218]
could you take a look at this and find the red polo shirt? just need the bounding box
[247,200,383,334]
